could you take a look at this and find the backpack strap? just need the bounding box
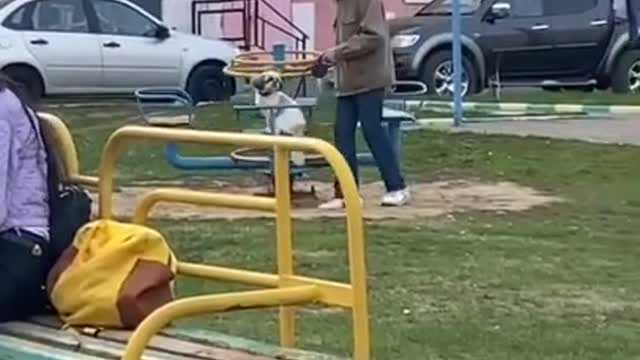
[20,99,61,180]
[19,100,64,250]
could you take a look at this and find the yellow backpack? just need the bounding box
[46,219,177,329]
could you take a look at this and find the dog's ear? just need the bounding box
[274,76,283,91]
[251,75,264,89]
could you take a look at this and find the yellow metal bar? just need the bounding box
[67,174,100,187]
[281,275,354,308]
[38,113,100,187]
[342,189,370,360]
[99,126,330,219]
[177,263,354,307]
[132,188,276,224]
[274,147,296,348]
[121,286,320,360]
[38,113,80,178]
[177,262,279,287]
[98,126,370,359]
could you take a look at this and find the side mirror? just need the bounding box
[155,25,170,39]
[490,2,511,19]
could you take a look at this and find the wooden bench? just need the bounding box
[0,316,342,360]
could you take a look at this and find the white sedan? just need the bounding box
[0,0,240,103]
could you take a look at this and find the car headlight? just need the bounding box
[391,34,420,49]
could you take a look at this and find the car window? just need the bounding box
[550,0,598,16]
[93,0,157,37]
[503,0,558,18]
[614,0,640,18]
[417,0,482,15]
[31,0,88,32]
[3,3,28,30]
[508,0,543,17]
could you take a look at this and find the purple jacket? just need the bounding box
[0,88,49,240]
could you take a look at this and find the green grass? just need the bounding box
[44,94,640,359]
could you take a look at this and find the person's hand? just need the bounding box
[319,48,337,66]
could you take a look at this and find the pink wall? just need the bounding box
[208,0,421,51]
[261,0,297,49]
[221,0,295,49]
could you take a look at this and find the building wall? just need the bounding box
[157,0,425,51]
[160,0,294,49]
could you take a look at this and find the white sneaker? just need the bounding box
[291,151,306,167]
[318,197,364,209]
[381,188,411,207]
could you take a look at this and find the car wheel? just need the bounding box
[2,65,44,103]
[186,64,235,104]
[421,50,478,97]
[611,50,640,93]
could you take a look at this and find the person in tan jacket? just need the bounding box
[318,0,410,209]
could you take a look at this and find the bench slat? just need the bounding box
[0,334,106,360]
[24,316,343,360]
[0,320,272,360]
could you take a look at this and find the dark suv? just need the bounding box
[389,0,640,96]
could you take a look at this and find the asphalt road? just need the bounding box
[450,116,640,146]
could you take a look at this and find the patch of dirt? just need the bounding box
[89,179,564,221]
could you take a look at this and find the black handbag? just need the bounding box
[311,57,330,78]
[21,102,92,270]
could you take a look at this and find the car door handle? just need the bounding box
[531,24,550,31]
[103,41,120,48]
[590,19,608,26]
[30,39,48,45]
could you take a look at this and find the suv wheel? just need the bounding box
[2,65,44,103]
[422,50,478,97]
[611,50,640,93]
[186,63,235,104]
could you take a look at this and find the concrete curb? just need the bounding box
[405,100,640,115]
[409,114,591,129]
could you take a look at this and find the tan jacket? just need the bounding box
[333,0,395,96]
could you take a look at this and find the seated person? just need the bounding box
[0,75,50,322]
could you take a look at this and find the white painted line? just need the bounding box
[554,104,584,113]
[498,103,529,111]
[608,105,640,114]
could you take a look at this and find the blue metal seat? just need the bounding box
[134,87,195,127]
[359,81,427,165]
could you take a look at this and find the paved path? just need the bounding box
[450,116,640,146]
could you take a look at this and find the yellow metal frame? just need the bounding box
[38,113,99,187]
[93,126,369,360]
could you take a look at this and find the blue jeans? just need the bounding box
[333,88,406,198]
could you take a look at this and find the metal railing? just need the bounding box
[191,0,252,49]
[191,0,309,51]
[92,126,370,360]
[254,0,308,51]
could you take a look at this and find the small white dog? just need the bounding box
[251,70,307,166]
